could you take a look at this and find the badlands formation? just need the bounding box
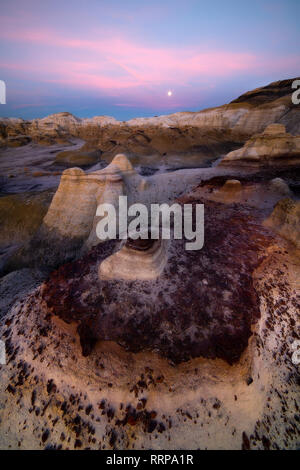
[1,78,300,165]
[0,78,299,450]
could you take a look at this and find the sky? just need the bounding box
[0,0,299,120]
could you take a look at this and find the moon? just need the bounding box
[167,90,172,97]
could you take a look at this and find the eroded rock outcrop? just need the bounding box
[1,78,300,451]
[193,173,296,208]
[99,237,169,281]
[19,154,147,268]
[219,124,300,167]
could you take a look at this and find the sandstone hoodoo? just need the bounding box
[14,154,149,270]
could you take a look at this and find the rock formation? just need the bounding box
[1,172,299,449]
[99,237,169,281]
[264,198,300,249]
[192,174,296,208]
[210,179,243,204]
[219,124,300,167]
[16,153,224,271]
[269,177,291,196]
[16,154,146,268]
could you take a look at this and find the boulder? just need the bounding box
[209,179,243,204]
[269,178,291,196]
[264,198,300,249]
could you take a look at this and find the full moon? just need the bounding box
[167,90,172,96]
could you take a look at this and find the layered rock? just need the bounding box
[99,237,169,281]
[43,153,143,241]
[21,153,223,270]
[0,152,231,274]
[219,124,300,167]
[1,78,300,451]
[0,160,299,451]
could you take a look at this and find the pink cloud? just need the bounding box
[0,22,299,110]
[0,26,257,83]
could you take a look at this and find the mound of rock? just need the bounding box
[269,178,291,196]
[210,179,243,204]
[264,198,300,249]
[219,124,300,167]
[41,197,272,364]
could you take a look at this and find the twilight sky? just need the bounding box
[0,0,299,120]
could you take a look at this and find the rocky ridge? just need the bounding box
[1,78,299,164]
